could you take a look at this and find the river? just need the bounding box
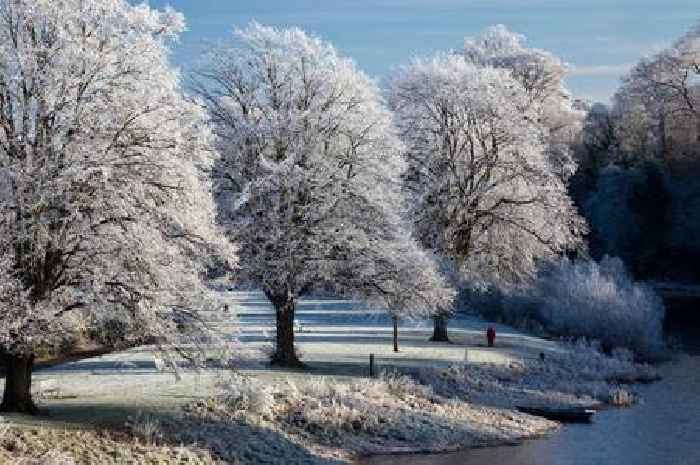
[363,298,700,465]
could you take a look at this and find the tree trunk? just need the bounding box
[430,315,450,342]
[393,316,399,353]
[1,352,38,414]
[269,294,303,368]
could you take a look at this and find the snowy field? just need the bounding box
[232,291,564,371]
[0,291,657,464]
[4,291,562,427]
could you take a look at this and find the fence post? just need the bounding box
[393,316,399,352]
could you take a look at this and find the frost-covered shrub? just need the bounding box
[554,339,659,383]
[18,450,76,465]
[514,256,665,360]
[217,375,275,418]
[380,370,434,401]
[125,411,163,445]
[285,379,388,436]
[279,375,440,440]
[419,339,657,409]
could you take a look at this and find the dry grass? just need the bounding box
[179,371,556,463]
[0,421,217,465]
[416,339,659,409]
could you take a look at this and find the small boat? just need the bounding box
[516,405,596,423]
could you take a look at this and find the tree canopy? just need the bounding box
[390,52,586,287]
[0,0,235,412]
[196,23,453,365]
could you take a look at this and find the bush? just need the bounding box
[217,374,275,418]
[509,256,665,360]
[125,411,163,445]
[380,370,433,401]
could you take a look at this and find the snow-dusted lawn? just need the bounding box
[0,291,657,464]
[8,291,559,425]
[0,292,526,425]
[232,290,563,370]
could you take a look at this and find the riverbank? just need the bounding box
[0,291,660,464]
[361,352,700,465]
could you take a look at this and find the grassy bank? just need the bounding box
[0,291,660,464]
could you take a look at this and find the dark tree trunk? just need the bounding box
[393,316,399,353]
[1,352,38,414]
[269,294,303,367]
[430,315,450,342]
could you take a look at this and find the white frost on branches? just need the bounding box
[0,0,235,357]
[389,52,586,286]
[463,25,584,181]
[515,257,666,360]
[196,23,453,320]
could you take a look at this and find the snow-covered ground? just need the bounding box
[0,291,658,464]
[232,290,564,370]
[16,290,563,425]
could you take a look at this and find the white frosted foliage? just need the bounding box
[389,52,585,286]
[0,0,235,357]
[196,23,453,362]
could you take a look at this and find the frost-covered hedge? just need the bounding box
[418,339,659,409]
[509,257,665,360]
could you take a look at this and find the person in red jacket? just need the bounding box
[486,327,496,347]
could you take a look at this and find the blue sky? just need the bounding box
[147,0,698,103]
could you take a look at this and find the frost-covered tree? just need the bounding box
[573,103,617,192]
[611,75,668,164]
[625,21,700,118]
[390,54,585,339]
[463,25,566,106]
[577,21,700,279]
[612,19,700,164]
[463,25,584,180]
[0,0,235,413]
[195,23,453,366]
